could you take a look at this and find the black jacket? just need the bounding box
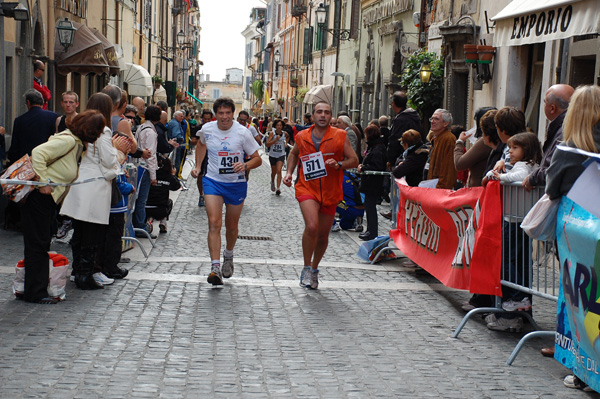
[155,122,174,155]
[147,168,181,208]
[359,137,387,196]
[8,106,58,163]
[387,108,422,165]
[391,144,429,187]
[528,111,566,187]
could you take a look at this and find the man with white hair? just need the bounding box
[427,109,457,189]
[337,115,359,157]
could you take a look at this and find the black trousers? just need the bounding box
[71,219,106,275]
[21,190,56,302]
[98,212,125,274]
[364,193,379,238]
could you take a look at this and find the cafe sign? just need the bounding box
[491,0,600,47]
[363,0,414,28]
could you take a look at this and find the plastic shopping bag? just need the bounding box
[13,252,69,300]
[520,193,560,242]
[357,235,397,263]
[0,154,39,202]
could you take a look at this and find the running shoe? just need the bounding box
[93,272,114,286]
[271,181,276,192]
[222,256,234,279]
[207,265,223,285]
[487,316,523,332]
[299,265,311,287]
[275,188,281,196]
[309,269,319,289]
[502,297,532,312]
[56,220,72,239]
[331,222,341,232]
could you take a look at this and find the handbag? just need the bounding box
[0,154,39,202]
[520,193,560,241]
[111,178,122,207]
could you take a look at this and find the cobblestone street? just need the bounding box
[0,151,595,398]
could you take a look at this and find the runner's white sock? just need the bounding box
[224,249,233,258]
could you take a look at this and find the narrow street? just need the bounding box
[0,151,592,398]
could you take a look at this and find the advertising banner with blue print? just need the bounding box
[555,197,600,393]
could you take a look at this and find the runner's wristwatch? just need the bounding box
[337,161,343,169]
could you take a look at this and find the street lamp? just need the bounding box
[419,63,432,84]
[315,3,351,85]
[274,49,281,64]
[176,30,185,46]
[0,2,29,21]
[56,18,76,52]
[315,3,327,25]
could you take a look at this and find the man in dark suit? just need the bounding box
[7,89,59,163]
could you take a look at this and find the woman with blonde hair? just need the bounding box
[546,85,600,199]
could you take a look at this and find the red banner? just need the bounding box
[390,179,502,296]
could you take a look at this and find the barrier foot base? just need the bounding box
[132,228,156,248]
[507,330,555,366]
[121,237,149,259]
[451,307,501,338]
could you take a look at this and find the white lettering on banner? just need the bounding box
[59,0,89,18]
[363,0,414,28]
[447,206,475,269]
[510,5,572,41]
[404,199,440,254]
[556,332,600,375]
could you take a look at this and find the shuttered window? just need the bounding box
[350,0,360,39]
[303,26,313,64]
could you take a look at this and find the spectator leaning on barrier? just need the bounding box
[545,84,600,392]
[61,93,120,290]
[21,110,104,303]
[391,129,429,187]
[523,84,574,191]
[546,85,600,200]
[490,107,527,174]
[427,109,457,189]
[454,107,497,188]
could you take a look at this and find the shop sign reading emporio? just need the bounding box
[492,0,600,47]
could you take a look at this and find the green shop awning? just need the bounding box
[186,91,203,105]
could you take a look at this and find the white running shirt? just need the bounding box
[268,131,286,158]
[199,121,260,183]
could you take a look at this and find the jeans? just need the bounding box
[21,190,56,302]
[134,168,150,229]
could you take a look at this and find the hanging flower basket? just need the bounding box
[477,45,496,64]
[464,44,478,64]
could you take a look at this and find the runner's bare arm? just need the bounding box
[283,144,299,187]
[325,135,358,170]
[191,140,206,178]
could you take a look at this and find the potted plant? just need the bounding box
[463,44,478,63]
[295,86,309,103]
[477,45,496,63]
[152,75,163,85]
[290,77,299,87]
[277,98,285,106]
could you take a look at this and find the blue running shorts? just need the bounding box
[202,176,247,205]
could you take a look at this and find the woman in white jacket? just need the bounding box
[61,93,120,290]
